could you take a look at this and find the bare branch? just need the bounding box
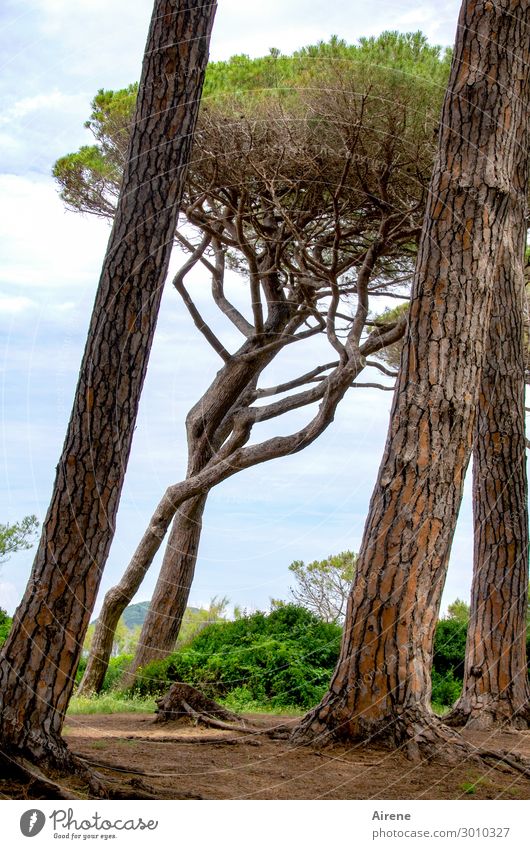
[234,193,264,334]
[174,229,216,276]
[254,361,339,399]
[211,238,254,337]
[365,360,399,378]
[172,235,231,362]
[351,381,395,391]
[239,321,324,362]
[360,316,408,357]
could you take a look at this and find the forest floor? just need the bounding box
[3,711,530,800]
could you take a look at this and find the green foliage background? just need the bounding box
[132,605,342,710]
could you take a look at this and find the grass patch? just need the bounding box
[68,693,156,715]
[460,775,487,795]
[220,694,301,716]
[431,702,451,717]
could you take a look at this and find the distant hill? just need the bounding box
[122,601,151,629]
[91,600,200,629]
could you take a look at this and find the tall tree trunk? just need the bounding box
[0,0,216,772]
[446,215,530,730]
[294,0,530,755]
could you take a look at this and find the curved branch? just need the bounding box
[365,360,399,378]
[351,381,395,391]
[172,235,231,362]
[254,361,338,399]
[211,239,254,337]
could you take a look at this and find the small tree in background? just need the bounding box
[176,596,230,648]
[0,515,39,649]
[288,552,356,623]
[446,598,470,624]
[0,515,38,565]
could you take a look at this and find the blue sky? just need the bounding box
[0,0,477,617]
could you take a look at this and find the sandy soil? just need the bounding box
[2,712,530,800]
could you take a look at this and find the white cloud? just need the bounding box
[0,89,78,125]
[0,174,109,295]
[0,295,36,314]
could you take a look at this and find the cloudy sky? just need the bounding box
[0,0,475,618]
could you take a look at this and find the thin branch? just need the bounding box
[211,238,254,337]
[254,361,339,399]
[351,381,395,391]
[172,235,231,362]
[174,229,216,276]
[365,360,399,378]
[235,193,264,334]
[360,316,408,357]
[239,322,324,362]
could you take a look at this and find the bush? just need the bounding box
[432,618,468,680]
[0,608,12,648]
[75,653,133,691]
[431,668,462,708]
[133,604,342,710]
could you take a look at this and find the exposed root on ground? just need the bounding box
[290,703,530,780]
[155,683,242,724]
[155,682,293,739]
[0,744,157,800]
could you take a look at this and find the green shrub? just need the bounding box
[103,654,133,690]
[75,653,133,690]
[0,608,12,648]
[431,668,462,708]
[133,604,342,710]
[432,618,468,679]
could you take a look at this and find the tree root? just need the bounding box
[181,699,249,732]
[0,744,158,800]
[154,682,293,740]
[444,699,530,731]
[0,751,76,799]
[155,683,242,724]
[290,703,530,782]
[475,748,530,779]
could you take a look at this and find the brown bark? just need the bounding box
[0,0,216,772]
[293,0,530,754]
[125,494,207,677]
[446,213,530,730]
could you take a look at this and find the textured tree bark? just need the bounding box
[293,0,530,755]
[123,494,207,679]
[0,0,216,774]
[446,212,530,730]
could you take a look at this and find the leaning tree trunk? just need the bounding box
[125,493,208,678]
[446,213,530,730]
[293,0,530,756]
[0,0,216,773]
[79,251,296,695]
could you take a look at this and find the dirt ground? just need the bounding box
[3,712,530,800]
